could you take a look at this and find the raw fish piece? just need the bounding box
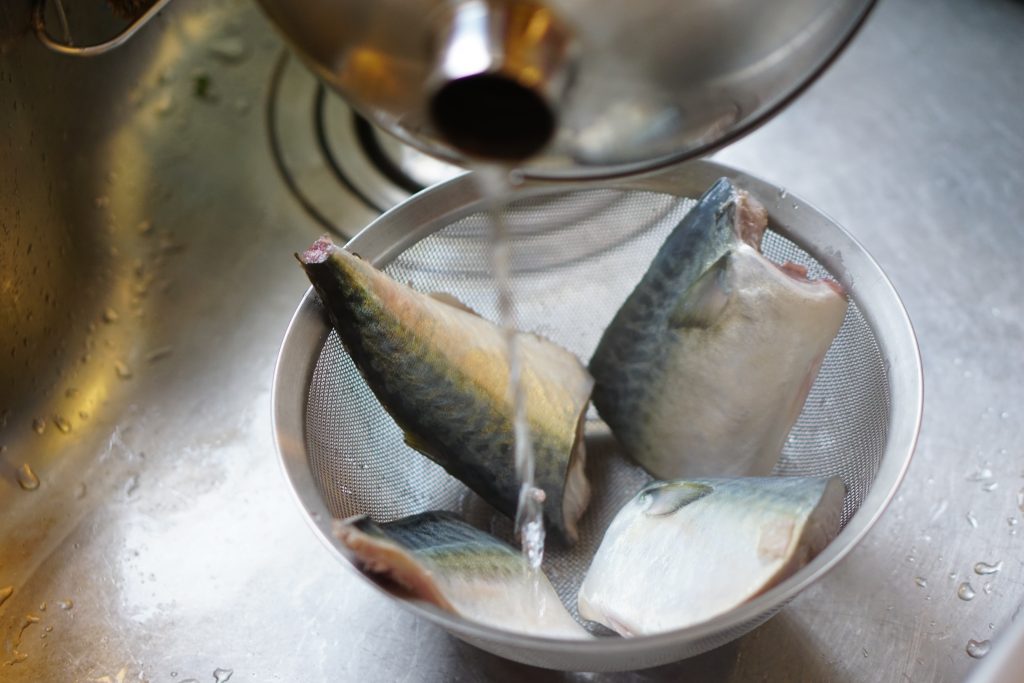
[578,477,845,636]
[336,511,591,639]
[299,238,593,544]
[589,178,848,479]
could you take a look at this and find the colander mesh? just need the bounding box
[304,187,890,630]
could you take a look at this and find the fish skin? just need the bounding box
[589,178,848,479]
[577,476,845,636]
[299,238,593,544]
[336,512,591,639]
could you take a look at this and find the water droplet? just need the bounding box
[967,467,993,482]
[949,571,958,580]
[17,464,40,491]
[65,387,79,398]
[0,586,13,606]
[975,561,1003,575]
[53,415,71,433]
[982,481,999,492]
[74,482,87,499]
[966,639,991,659]
[914,576,927,588]
[213,668,233,682]
[906,555,916,564]
[124,474,139,497]
[957,582,976,601]
[38,602,45,611]
[114,361,133,379]
[102,307,119,323]
[208,36,248,63]
[57,599,73,610]
[44,625,52,632]
[1001,411,1010,419]
[154,92,174,116]
[192,69,214,99]
[983,582,993,595]
[145,346,173,363]
[170,673,177,679]
[1009,518,1018,527]
[94,195,110,208]
[779,188,789,199]
[32,417,46,435]
[966,512,978,528]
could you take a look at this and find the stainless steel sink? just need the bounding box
[2,0,1024,680]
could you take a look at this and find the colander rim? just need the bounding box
[271,159,922,664]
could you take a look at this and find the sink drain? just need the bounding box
[266,51,463,235]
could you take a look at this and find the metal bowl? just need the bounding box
[255,0,876,177]
[271,159,921,671]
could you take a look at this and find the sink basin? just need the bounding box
[4,0,1024,680]
[0,0,383,676]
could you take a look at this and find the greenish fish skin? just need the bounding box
[336,512,590,639]
[299,238,593,545]
[589,178,848,479]
[351,511,526,577]
[577,476,845,636]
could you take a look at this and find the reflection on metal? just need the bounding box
[266,52,463,227]
[428,0,573,160]
[33,0,173,57]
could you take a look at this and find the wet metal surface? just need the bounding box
[1,0,1022,680]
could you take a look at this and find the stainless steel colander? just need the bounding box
[271,159,922,672]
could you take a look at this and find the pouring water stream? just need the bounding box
[473,166,547,611]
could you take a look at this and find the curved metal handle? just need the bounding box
[33,0,173,57]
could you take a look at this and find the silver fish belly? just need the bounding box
[577,477,845,636]
[589,178,848,479]
[335,511,591,639]
[299,237,594,544]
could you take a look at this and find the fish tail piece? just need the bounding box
[333,517,454,612]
